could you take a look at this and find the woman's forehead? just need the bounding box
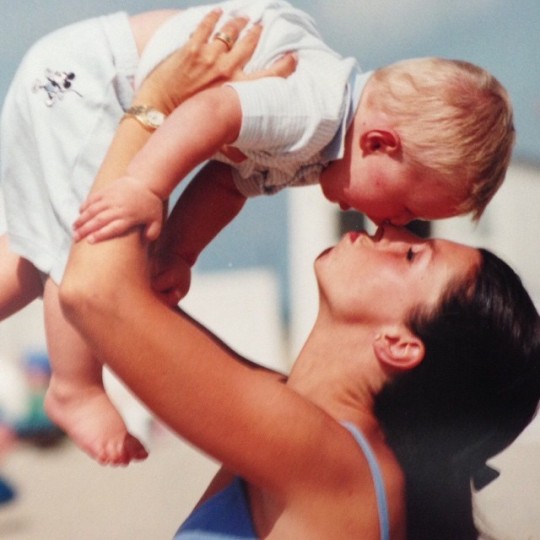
[429,239,481,286]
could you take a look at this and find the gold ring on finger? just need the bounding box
[213,31,234,50]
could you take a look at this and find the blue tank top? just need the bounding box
[174,423,390,539]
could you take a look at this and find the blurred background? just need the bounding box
[0,1,539,538]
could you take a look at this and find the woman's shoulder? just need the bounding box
[257,418,406,538]
[307,420,406,539]
[351,424,406,540]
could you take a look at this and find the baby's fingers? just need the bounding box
[84,219,135,244]
[73,211,118,242]
[78,192,104,214]
[74,198,110,230]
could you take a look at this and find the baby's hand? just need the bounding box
[151,251,192,306]
[73,176,163,243]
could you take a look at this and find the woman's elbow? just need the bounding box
[59,258,118,330]
[59,235,149,330]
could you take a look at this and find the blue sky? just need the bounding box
[0,1,538,312]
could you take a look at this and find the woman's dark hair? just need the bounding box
[375,248,540,539]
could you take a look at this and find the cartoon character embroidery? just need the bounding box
[33,69,82,106]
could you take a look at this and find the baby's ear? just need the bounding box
[372,326,424,371]
[360,128,401,156]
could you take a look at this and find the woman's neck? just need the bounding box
[287,321,386,427]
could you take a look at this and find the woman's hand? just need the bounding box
[150,250,192,306]
[72,11,297,245]
[135,9,297,114]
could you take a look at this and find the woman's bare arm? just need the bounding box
[61,12,338,496]
[72,13,296,243]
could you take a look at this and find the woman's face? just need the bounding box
[315,225,481,325]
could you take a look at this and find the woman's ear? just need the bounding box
[372,327,425,371]
[359,128,401,155]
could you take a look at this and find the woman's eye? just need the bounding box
[406,247,416,262]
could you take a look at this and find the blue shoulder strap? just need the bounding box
[342,421,391,540]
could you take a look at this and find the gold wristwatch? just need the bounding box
[122,105,166,131]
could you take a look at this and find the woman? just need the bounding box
[61,177,540,540]
[58,9,539,538]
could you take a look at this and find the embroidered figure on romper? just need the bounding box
[32,69,82,106]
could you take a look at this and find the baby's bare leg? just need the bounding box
[42,277,148,465]
[0,235,43,320]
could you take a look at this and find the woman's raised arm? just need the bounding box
[60,11,313,492]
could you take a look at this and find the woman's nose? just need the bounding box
[380,223,419,242]
[388,216,413,227]
[367,211,414,227]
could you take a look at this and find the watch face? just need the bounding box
[124,106,165,130]
[147,109,165,127]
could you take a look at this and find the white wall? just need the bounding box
[432,161,540,306]
[287,185,337,358]
[182,267,288,373]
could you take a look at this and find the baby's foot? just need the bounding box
[44,378,148,465]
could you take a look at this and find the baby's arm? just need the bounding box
[151,160,246,305]
[73,85,242,243]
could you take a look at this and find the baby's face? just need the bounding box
[363,173,463,226]
[321,160,463,226]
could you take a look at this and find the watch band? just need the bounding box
[122,105,166,131]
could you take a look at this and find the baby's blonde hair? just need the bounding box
[369,58,515,220]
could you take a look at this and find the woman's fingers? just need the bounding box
[137,10,295,110]
[189,9,249,53]
[189,8,223,45]
[270,52,298,78]
[244,51,298,81]
[145,13,253,105]
[218,22,297,82]
[210,15,249,51]
[226,23,263,66]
